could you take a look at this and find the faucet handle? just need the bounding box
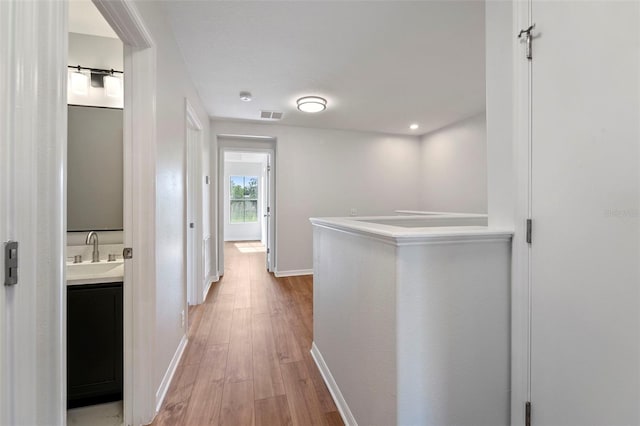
[73,255,82,264]
[108,254,117,262]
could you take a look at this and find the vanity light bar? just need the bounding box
[67,65,124,75]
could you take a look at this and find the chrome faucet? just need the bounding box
[85,231,100,263]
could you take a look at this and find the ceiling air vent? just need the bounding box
[260,110,283,120]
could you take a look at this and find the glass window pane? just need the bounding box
[245,177,258,199]
[230,200,245,223]
[230,176,245,200]
[244,200,257,222]
[229,175,259,223]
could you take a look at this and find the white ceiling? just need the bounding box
[164,0,485,136]
[69,0,118,39]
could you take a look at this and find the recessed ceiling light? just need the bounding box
[239,91,252,102]
[409,123,419,130]
[297,96,327,113]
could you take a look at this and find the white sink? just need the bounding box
[67,260,124,282]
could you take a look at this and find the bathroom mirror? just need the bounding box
[67,105,123,231]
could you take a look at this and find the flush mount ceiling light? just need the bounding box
[297,96,327,113]
[240,91,252,102]
[409,123,419,130]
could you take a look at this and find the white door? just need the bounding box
[264,158,272,271]
[530,1,640,424]
[186,126,199,305]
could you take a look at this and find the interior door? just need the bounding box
[530,1,640,424]
[264,158,272,271]
[186,126,198,305]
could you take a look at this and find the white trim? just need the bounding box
[155,335,188,414]
[203,274,218,301]
[92,0,153,48]
[93,1,158,425]
[310,219,513,247]
[310,343,357,426]
[186,101,203,130]
[511,1,532,425]
[395,210,488,218]
[274,269,313,278]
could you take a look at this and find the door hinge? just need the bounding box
[267,165,271,172]
[123,247,133,259]
[267,206,270,213]
[525,401,532,426]
[517,23,536,60]
[4,241,18,286]
[267,248,270,254]
[526,218,533,244]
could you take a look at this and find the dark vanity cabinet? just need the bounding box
[67,282,123,408]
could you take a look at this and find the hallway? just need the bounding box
[151,242,343,425]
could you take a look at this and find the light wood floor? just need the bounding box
[150,242,343,426]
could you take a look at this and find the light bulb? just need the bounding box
[71,70,89,96]
[103,74,122,98]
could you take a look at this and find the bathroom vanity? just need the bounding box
[310,214,512,426]
[66,248,124,409]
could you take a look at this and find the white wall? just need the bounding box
[419,113,487,214]
[211,121,422,274]
[224,161,264,241]
[68,32,124,108]
[485,0,514,228]
[132,0,211,402]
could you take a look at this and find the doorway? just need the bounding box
[218,143,275,277]
[66,2,127,424]
[77,1,158,425]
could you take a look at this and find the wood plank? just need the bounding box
[255,395,293,426]
[280,361,327,426]
[182,343,229,426]
[325,411,344,426]
[271,312,303,364]
[151,362,199,425]
[250,279,270,315]
[208,293,235,345]
[220,380,255,426]
[234,279,252,310]
[302,352,339,414]
[226,308,253,383]
[252,312,285,399]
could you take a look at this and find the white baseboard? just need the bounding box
[274,269,313,278]
[310,342,357,426]
[155,335,188,413]
[202,274,218,301]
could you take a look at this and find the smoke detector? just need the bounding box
[239,91,252,102]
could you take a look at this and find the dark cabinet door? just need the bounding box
[67,282,123,408]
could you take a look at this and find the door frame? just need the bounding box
[511,0,533,425]
[217,137,276,277]
[93,1,159,423]
[184,100,204,306]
